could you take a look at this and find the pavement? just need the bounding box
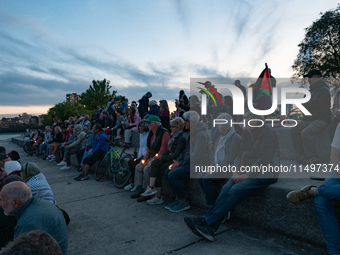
[1,138,328,255]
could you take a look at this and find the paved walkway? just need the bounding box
[2,139,327,255]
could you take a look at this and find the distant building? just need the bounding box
[30,116,39,125]
[1,117,19,129]
[19,113,31,124]
[66,92,79,103]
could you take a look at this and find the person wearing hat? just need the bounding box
[234,80,247,97]
[21,162,57,205]
[0,161,21,192]
[130,115,170,201]
[290,69,331,165]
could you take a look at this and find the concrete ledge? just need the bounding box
[11,137,24,147]
[160,176,330,246]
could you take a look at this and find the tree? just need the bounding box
[291,5,340,94]
[46,102,92,123]
[79,79,117,110]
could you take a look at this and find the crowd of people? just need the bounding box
[1,70,340,254]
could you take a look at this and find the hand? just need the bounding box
[170,160,179,170]
[232,172,249,183]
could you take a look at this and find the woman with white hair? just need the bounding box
[143,100,160,118]
[164,111,213,212]
[198,113,241,206]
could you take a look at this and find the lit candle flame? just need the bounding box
[155,153,158,157]
[141,159,145,164]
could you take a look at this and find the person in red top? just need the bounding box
[158,100,170,130]
[130,115,170,201]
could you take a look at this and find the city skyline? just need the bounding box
[0,0,339,118]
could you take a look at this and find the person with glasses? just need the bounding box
[140,117,186,205]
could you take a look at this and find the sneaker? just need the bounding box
[169,201,190,213]
[147,196,164,205]
[124,184,134,191]
[195,224,215,242]
[164,199,179,210]
[49,158,54,162]
[60,166,71,170]
[115,136,121,139]
[287,185,316,204]
[137,195,153,202]
[141,186,158,197]
[131,185,138,192]
[78,175,89,181]
[74,174,82,180]
[131,187,143,198]
[57,161,67,166]
[184,217,206,237]
[77,166,83,172]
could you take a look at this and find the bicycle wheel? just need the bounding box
[95,153,110,181]
[113,155,132,188]
[23,142,31,154]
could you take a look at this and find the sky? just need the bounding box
[0,0,338,118]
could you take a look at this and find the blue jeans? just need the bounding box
[165,165,190,200]
[40,143,49,154]
[314,174,340,254]
[204,178,277,231]
[198,172,227,206]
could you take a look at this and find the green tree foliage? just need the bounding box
[80,79,117,110]
[46,102,92,123]
[292,5,340,93]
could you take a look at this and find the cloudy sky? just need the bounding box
[0,0,338,118]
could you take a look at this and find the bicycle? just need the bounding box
[95,138,135,188]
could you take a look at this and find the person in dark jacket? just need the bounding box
[0,182,68,255]
[198,113,241,205]
[164,111,213,213]
[179,90,189,107]
[178,95,201,117]
[75,124,108,181]
[141,117,186,205]
[143,100,160,118]
[138,92,152,117]
[184,111,279,242]
[290,70,331,164]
